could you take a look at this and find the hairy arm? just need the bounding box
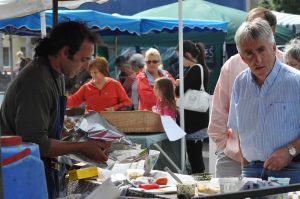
[264,138,300,171]
[45,139,111,163]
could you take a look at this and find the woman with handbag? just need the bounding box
[175,40,210,174]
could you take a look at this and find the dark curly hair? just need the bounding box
[34,21,98,59]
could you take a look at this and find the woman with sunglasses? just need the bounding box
[175,40,210,174]
[137,48,175,111]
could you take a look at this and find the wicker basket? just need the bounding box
[100,111,164,133]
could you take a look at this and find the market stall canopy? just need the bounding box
[0,10,227,36]
[58,0,109,10]
[0,10,141,36]
[135,0,294,45]
[139,17,227,34]
[0,0,51,20]
[0,0,111,20]
[272,11,300,34]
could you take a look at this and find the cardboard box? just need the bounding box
[68,167,98,181]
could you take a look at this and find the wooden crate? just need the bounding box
[100,111,164,133]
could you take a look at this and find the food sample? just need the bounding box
[127,170,144,179]
[156,177,168,185]
[197,183,220,194]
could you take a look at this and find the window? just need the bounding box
[3,47,9,66]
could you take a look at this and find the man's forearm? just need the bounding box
[43,138,111,163]
[238,134,248,166]
[288,137,300,156]
[43,138,85,157]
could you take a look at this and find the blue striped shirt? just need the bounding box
[228,58,300,162]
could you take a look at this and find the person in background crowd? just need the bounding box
[284,38,300,70]
[166,55,179,79]
[229,18,300,184]
[65,69,91,95]
[175,40,209,174]
[128,53,145,110]
[137,48,175,111]
[166,55,191,80]
[67,56,131,112]
[122,62,136,99]
[15,51,24,69]
[114,55,128,84]
[0,21,111,199]
[153,77,176,119]
[13,51,24,77]
[208,7,285,178]
[129,53,145,74]
[18,57,32,72]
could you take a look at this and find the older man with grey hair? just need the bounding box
[228,18,300,183]
[127,53,145,109]
[128,53,145,72]
[208,7,285,178]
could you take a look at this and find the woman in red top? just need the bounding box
[137,48,175,111]
[67,56,131,112]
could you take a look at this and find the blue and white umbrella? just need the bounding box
[0,9,227,36]
[273,11,300,34]
[0,10,141,36]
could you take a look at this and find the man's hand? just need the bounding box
[81,140,112,163]
[241,157,249,167]
[264,147,292,170]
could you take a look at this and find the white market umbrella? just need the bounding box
[0,0,51,20]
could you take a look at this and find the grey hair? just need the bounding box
[284,38,300,63]
[235,18,275,52]
[128,53,145,69]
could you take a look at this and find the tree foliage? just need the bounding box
[259,0,300,14]
[259,0,272,10]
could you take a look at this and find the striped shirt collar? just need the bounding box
[249,57,281,89]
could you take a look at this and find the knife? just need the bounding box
[164,167,183,184]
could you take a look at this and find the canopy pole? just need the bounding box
[53,0,58,27]
[40,11,47,38]
[9,35,13,80]
[0,34,4,72]
[115,36,118,78]
[178,0,186,173]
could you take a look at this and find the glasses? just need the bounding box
[146,60,159,64]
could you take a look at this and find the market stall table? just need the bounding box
[126,132,182,173]
[68,169,195,198]
[67,168,300,199]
